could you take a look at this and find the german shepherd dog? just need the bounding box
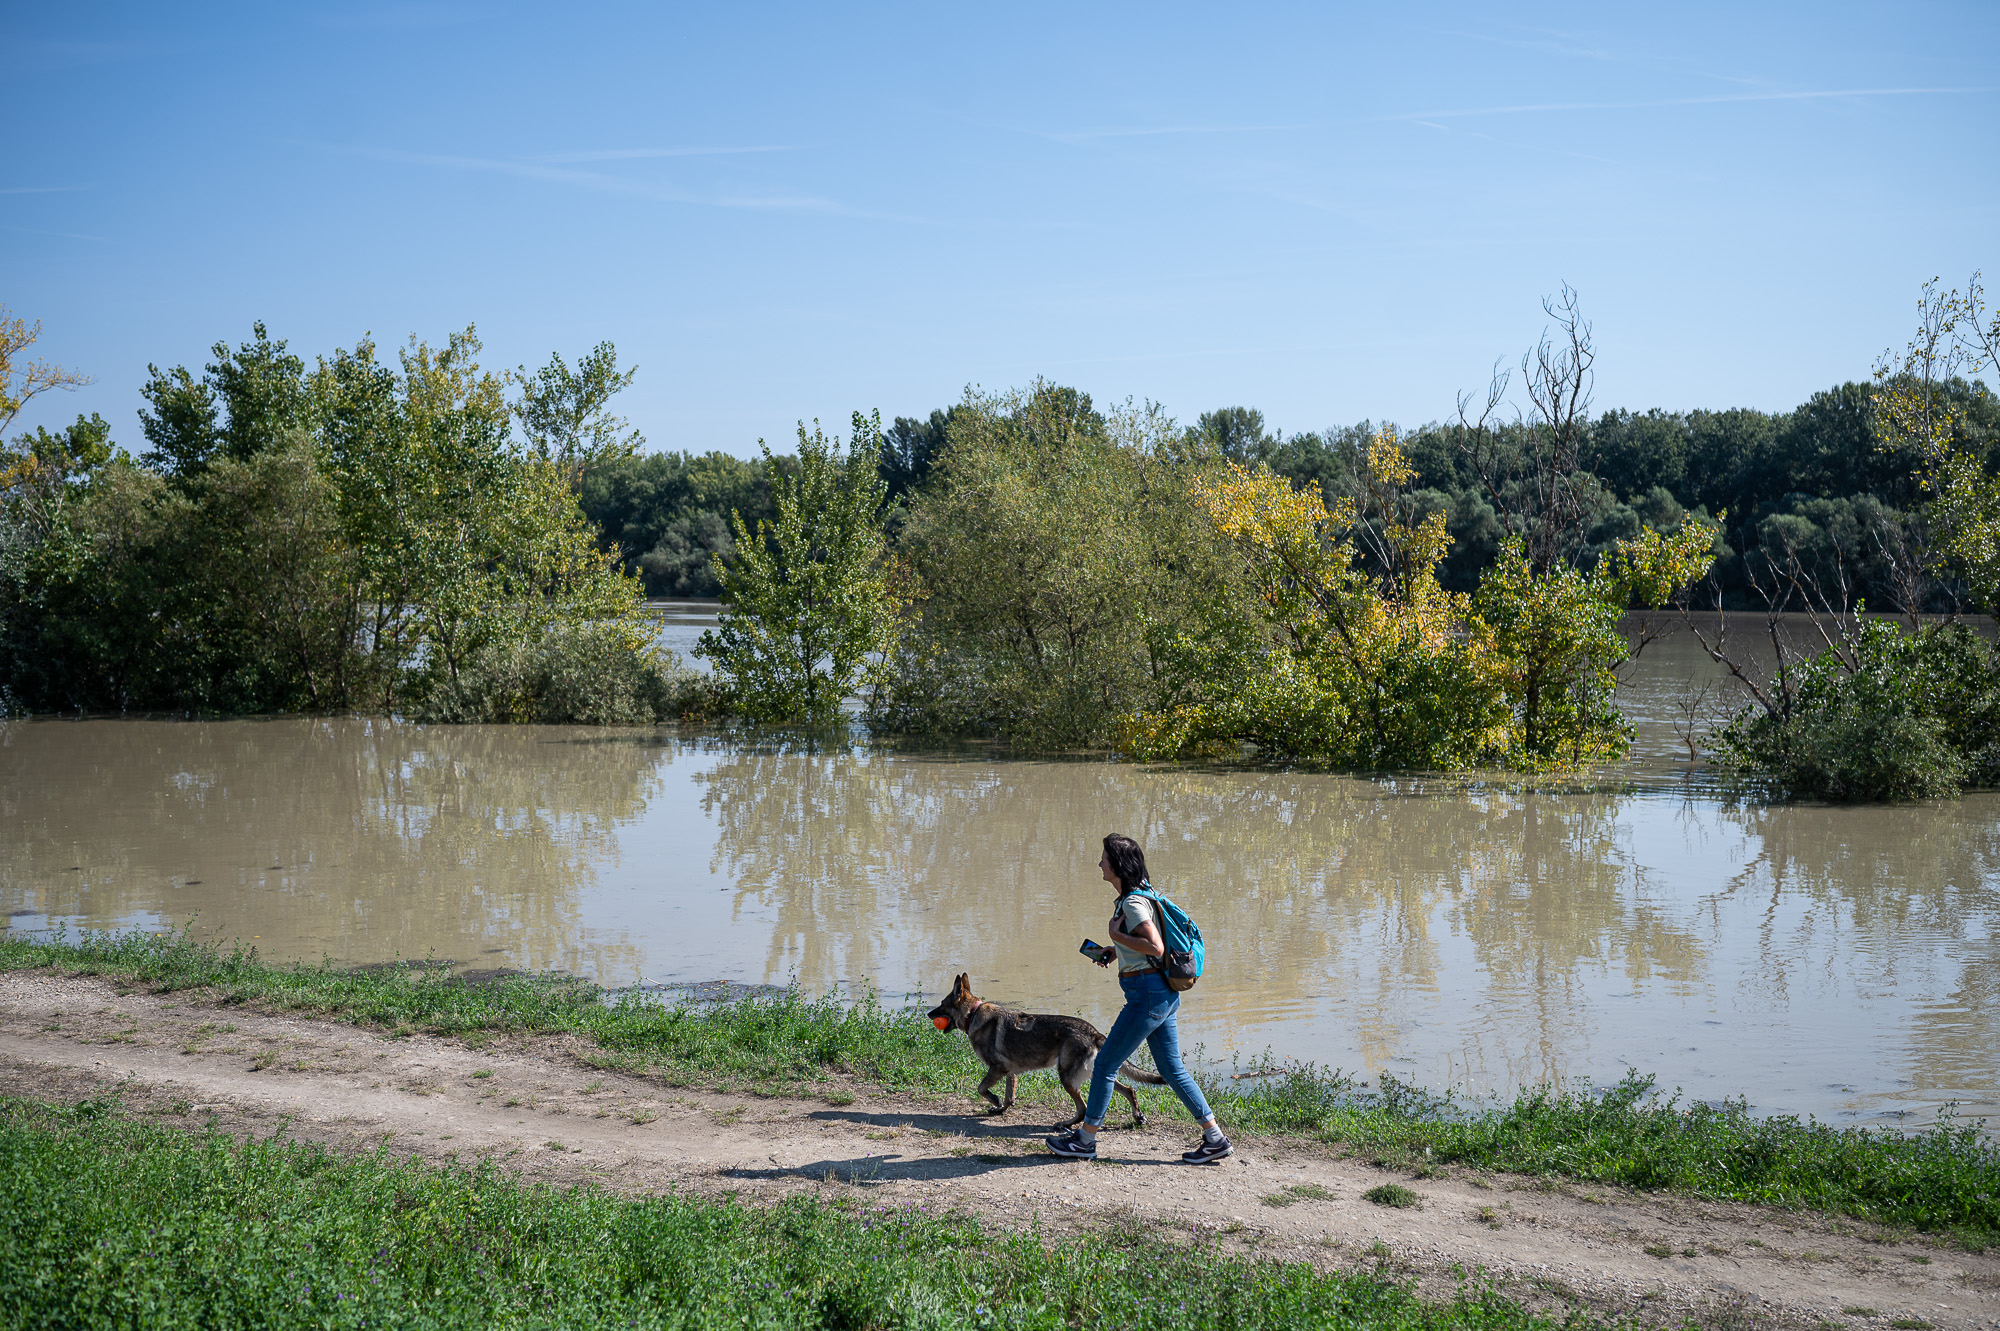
[927,973,1163,1126]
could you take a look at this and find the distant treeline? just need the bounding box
[586,381,1999,610]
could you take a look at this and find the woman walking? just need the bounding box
[1047,833,1233,1163]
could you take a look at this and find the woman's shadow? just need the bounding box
[719,1106,1171,1186]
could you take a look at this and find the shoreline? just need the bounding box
[3,930,1996,1238]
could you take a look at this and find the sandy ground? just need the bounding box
[3,971,1996,1330]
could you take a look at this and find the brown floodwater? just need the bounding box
[4,621,1996,1128]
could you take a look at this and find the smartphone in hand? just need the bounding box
[1078,938,1102,958]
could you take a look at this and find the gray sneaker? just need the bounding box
[1045,1129,1097,1159]
[1181,1136,1233,1164]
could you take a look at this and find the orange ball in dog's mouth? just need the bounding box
[932,1016,950,1030]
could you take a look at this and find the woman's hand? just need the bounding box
[1094,946,1115,967]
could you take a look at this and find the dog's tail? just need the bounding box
[1118,1061,1167,1085]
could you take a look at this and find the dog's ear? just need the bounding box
[955,972,970,995]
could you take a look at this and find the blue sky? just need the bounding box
[7,2,1996,456]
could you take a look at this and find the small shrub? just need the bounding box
[409,624,728,726]
[1363,1183,1421,1209]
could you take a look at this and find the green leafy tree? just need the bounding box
[697,413,894,723]
[877,408,956,505]
[3,321,663,722]
[874,384,1250,749]
[1874,272,2000,609]
[1189,406,1277,464]
[0,413,113,536]
[512,341,644,490]
[138,323,314,476]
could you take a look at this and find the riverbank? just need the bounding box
[5,930,1998,1241]
[4,965,1998,1330]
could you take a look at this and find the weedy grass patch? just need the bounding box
[1364,1184,1423,1209]
[0,1096,1589,1331]
[8,928,1999,1238]
[1223,1063,2000,1238]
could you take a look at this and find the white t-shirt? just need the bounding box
[1111,893,1159,973]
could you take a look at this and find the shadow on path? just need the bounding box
[723,1146,1180,1186]
[804,1107,1149,1138]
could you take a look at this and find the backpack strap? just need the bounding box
[1124,886,1172,978]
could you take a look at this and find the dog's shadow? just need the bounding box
[719,1108,1173,1186]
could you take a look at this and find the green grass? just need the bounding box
[1226,1067,2000,1238]
[1,927,976,1095]
[0,1096,1588,1331]
[8,927,2000,1237]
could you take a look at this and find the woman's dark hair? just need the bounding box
[1102,834,1150,892]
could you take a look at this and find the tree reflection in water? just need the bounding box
[695,742,1718,1094]
[0,717,657,977]
[6,716,1997,1126]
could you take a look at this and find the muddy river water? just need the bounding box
[4,620,1997,1129]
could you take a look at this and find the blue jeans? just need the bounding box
[1084,970,1214,1127]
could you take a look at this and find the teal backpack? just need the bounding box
[1128,882,1205,990]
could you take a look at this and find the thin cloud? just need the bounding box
[318,143,931,222]
[532,146,795,163]
[1431,27,1622,62]
[1389,86,1989,121]
[1041,123,1312,144]
[1414,119,1627,167]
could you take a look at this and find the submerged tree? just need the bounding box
[871,383,1250,749]
[1131,434,1513,768]
[698,412,895,724]
[1124,431,1713,770]
[2,320,673,721]
[1695,268,2000,800]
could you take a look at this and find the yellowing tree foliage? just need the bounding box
[1123,433,1713,770]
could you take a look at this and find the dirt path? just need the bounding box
[3,972,1994,1330]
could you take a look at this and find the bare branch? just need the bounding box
[1453,286,1598,574]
